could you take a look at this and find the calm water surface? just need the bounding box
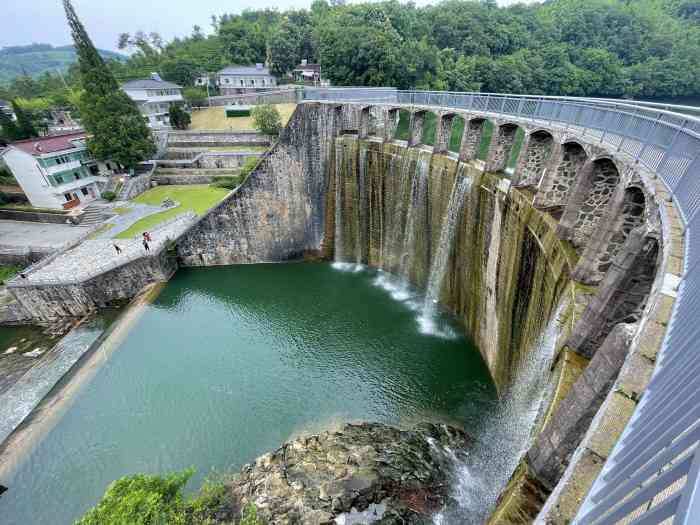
[0,263,495,525]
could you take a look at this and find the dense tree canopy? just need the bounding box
[4,0,700,105]
[63,0,155,169]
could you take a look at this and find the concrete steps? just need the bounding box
[78,203,113,225]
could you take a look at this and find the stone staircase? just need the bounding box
[78,203,113,226]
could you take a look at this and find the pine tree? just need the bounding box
[11,100,38,140]
[63,0,155,170]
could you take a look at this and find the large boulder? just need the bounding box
[225,422,470,524]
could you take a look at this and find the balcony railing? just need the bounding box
[302,86,700,525]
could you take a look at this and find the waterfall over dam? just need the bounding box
[8,101,675,524]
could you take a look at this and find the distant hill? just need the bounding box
[0,44,125,82]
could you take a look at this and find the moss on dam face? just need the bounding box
[326,135,575,389]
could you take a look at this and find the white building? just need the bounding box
[0,100,15,121]
[197,64,277,95]
[122,73,185,129]
[0,131,116,210]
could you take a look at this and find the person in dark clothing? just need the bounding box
[143,239,150,251]
[113,244,122,254]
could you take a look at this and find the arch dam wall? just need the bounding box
[175,102,679,523]
[4,101,680,523]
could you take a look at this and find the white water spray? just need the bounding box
[434,296,570,524]
[419,168,472,338]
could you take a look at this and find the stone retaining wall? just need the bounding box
[0,209,70,224]
[153,174,214,185]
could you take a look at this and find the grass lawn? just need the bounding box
[110,207,131,215]
[114,185,228,240]
[0,265,21,284]
[190,103,296,131]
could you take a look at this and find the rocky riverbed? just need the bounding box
[223,422,471,524]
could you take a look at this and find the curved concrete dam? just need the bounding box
[3,101,677,523]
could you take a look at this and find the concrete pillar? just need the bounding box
[511,132,533,186]
[527,323,635,490]
[571,182,628,284]
[433,113,454,155]
[358,106,371,139]
[485,124,517,173]
[408,110,425,147]
[383,108,399,142]
[556,159,595,241]
[533,141,563,208]
[566,226,658,358]
[459,118,485,162]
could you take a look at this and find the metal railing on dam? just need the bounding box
[303,87,700,524]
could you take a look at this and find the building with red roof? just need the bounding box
[1,131,118,210]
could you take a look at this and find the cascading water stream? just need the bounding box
[434,296,570,524]
[355,143,368,270]
[419,166,472,338]
[399,151,430,279]
[333,141,345,268]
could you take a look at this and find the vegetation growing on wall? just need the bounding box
[75,468,263,525]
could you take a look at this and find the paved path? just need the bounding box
[15,213,196,285]
[0,221,89,249]
[92,202,164,239]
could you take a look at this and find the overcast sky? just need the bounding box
[3,0,538,53]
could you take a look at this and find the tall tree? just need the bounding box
[63,0,155,170]
[11,100,38,139]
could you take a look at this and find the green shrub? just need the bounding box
[75,469,193,525]
[75,468,260,525]
[225,108,252,118]
[0,265,21,284]
[0,192,7,205]
[251,104,281,136]
[210,175,242,190]
[102,191,116,202]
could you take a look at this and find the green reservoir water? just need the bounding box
[0,263,496,525]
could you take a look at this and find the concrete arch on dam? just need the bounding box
[485,121,522,173]
[557,156,623,252]
[534,139,589,211]
[512,128,556,188]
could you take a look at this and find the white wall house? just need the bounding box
[122,73,185,129]
[213,64,277,95]
[0,131,115,210]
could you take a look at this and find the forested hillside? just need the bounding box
[109,0,700,99]
[2,0,700,104]
[0,44,124,82]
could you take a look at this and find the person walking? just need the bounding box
[113,243,122,255]
[143,239,150,252]
[144,231,152,242]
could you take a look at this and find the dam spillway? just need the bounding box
[2,97,683,524]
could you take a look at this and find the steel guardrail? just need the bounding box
[302,86,700,524]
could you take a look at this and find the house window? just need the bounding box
[64,193,72,202]
[106,162,112,170]
[240,79,244,86]
[74,171,80,180]
[81,187,89,196]
[262,79,265,86]
[224,78,229,84]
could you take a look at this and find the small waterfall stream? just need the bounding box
[333,141,346,267]
[435,296,570,524]
[419,167,472,337]
[399,152,430,278]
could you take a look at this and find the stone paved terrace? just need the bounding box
[11,213,196,286]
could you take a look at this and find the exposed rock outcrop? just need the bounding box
[226,422,471,524]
